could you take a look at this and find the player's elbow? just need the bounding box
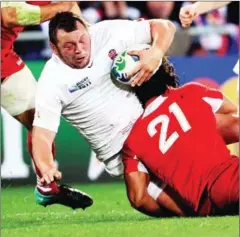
[151,19,176,36]
[129,192,147,209]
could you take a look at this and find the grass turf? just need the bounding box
[1,182,239,237]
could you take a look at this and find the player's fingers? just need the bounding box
[54,171,62,181]
[127,63,141,79]
[182,23,191,28]
[179,13,190,20]
[131,70,145,87]
[138,71,152,86]
[40,175,51,185]
[181,19,192,27]
[127,50,140,57]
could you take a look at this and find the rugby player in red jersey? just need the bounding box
[123,57,239,217]
[1,1,93,210]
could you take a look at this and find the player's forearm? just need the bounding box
[193,2,231,15]
[131,193,175,217]
[32,132,55,175]
[149,19,176,58]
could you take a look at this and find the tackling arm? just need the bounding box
[1,2,80,27]
[124,171,175,217]
[191,1,231,15]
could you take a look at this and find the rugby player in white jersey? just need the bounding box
[32,12,176,213]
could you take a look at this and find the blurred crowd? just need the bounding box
[15,1,239,60]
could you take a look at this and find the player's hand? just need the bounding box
[40,167,62,185]
[179,5,198,28]
[127,48,162,87]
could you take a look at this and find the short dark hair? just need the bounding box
[133,57,179,106]
[49,12,87,45]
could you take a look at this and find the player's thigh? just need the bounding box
[1,65,37,120]
[209,157,239,214]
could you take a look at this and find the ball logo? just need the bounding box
[111,52,129,83]
[114,52,126,71]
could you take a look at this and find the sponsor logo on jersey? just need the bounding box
[69,77,92,93]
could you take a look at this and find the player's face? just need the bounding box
[54,22,91,69]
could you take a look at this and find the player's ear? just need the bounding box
[49,42,59,56]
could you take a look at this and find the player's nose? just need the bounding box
[75,43,84,54]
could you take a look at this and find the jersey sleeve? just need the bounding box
[184,82,223,113]
[122,142,149,175]
[33,82,62,133]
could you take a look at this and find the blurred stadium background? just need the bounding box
[1,1,239,237]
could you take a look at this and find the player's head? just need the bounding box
[49,12,90,69]
[133,57,179,106]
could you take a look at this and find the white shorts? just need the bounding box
[103,152,124,177]
[1,65,37,116]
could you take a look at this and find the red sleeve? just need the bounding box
[183,82,223,113]
[122,142,148,174]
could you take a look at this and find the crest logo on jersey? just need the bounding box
[108,49,117,60]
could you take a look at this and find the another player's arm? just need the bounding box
[123,152,183,217]
[215,96,239,144]
[32,126,61,184]
[124,171,175,217]
[191,2,230,15]
[128,19,176,86]
[1,2,80,28]
[179,2,231,27]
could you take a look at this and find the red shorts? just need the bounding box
[198,156,239,216]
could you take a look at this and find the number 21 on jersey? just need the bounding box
[147,102,191,154]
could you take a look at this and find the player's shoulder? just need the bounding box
[38,56,64,86]
[179,82,207,92]
[178,82,223,101]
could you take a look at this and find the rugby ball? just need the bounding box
[110,44,151,85]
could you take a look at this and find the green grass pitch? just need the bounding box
[1,182,239,237]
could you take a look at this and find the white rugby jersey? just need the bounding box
[34,20,152,162]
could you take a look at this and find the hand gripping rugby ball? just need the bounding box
[110,44,151,85]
